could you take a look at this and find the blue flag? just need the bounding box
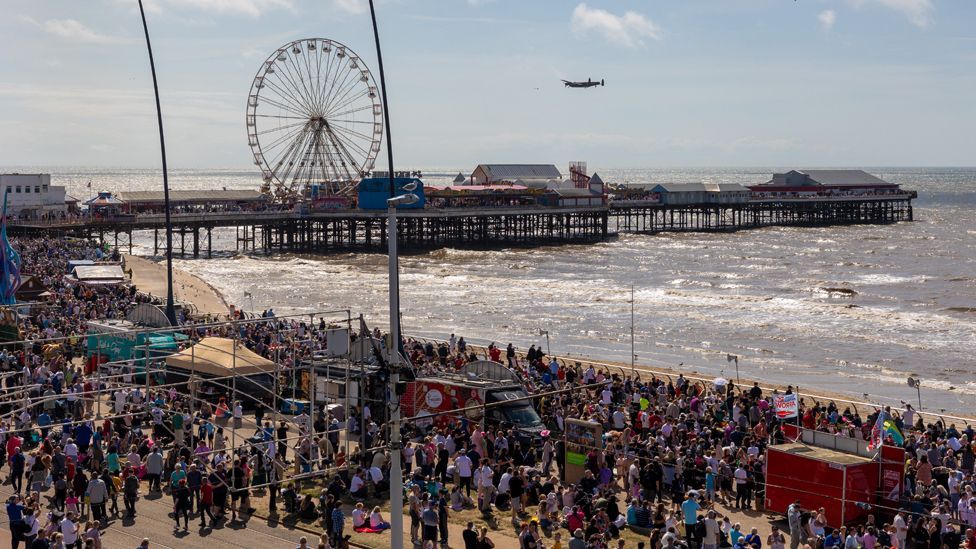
[0,192,22,305]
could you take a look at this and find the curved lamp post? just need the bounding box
[137,0,177,326]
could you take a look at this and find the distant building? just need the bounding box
[15,275,52,302]
[750,170,900,196]
[469,164,562,186]
[0,174,68,217]
[650,182,750,205]
[649,183,705,205]
[542,187,604,207]
[84,191,126,216]
[118,189,268,213]
[703,183,751,203]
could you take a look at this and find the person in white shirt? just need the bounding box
[295,412,311,434]
[893,511,908,548]
[903,405,915,428]
[498,469,512,494]
[476,461,494,504]
[349,471,366,498]
[601,388,613,405]
[583,366,596,383]
[628,462,641,498]
[747,444,760,459]
[351,502,367,528]
[455,450,474,496]
[368,465,383,484]
[60,513,79,546]
[494,433,508,454]
[734,466,749,508]
[64,439,79,461]
[612,407,627,430]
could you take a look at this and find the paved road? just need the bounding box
[0,481,320,549]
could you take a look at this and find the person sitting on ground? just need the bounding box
[349,469,367,500]
[299,494,317,521]
[351,502,366,529]
[450,485,472,511]
[369,506,390,531]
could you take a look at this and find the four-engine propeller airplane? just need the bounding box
[562,78,604,88]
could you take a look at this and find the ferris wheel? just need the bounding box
[246,38,383,201]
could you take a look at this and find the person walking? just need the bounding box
[85,474,107,523]
[145,448,163,493]
[173,479,191,530]
[123,469,140,518]
[6,494,25,549]
[58,512,80,549]
[788,500,805,549]
[422,501,439,548]
[10,447,25,494]
[199,476,216,528]
[438,490,450,545]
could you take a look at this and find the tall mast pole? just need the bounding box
[137,0,177,326]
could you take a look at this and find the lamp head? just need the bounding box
[387,193,419,207]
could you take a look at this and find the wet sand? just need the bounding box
[123,254,230,318]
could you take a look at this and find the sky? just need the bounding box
[0,0,973,170]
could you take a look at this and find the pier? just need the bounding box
[10,194,914,256]
[610,194,914,233]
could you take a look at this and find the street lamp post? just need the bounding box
[727,354,740,384]
[907,377,922,410]
[387,189,417,549]
[630,284,636,379]
[137,0,177,326]
[538,329,551,358]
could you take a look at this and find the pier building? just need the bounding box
[0,173,71,218]
[469,164,562,186]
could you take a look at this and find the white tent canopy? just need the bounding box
[166,337,276,377]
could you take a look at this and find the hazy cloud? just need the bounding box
[331,0,366,15]
[114,0,296,17]
[819,9,837,30]
[22,16,131,44]
[570,3,661,49]
[849,0,934,28]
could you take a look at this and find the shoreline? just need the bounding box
[408,334,976,425]
[150,254,974,424]
[123,254,231,318]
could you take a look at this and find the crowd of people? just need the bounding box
[1,236,975,549]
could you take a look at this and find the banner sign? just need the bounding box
[774,393,799,419]
[564,418,602,483]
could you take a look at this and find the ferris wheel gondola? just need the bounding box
[246,38,383,202]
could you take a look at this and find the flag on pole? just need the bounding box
[0,192,22,305]
[882,419,904,445]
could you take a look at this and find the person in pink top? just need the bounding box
[861,526,877,549]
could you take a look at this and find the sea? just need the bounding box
[9,166,976,416]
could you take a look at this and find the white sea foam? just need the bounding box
[83,166,976,415]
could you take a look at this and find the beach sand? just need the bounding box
[123,254,230,318]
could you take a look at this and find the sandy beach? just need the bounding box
[123,254,231,318]
[157,256,974,425]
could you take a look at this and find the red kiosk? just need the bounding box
[765,427,905,526]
